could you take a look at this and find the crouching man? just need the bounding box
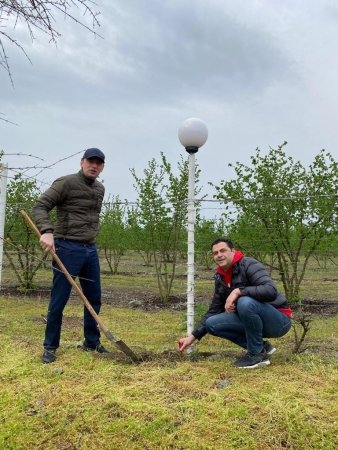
[178,238,292,368]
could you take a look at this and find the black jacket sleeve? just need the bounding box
[192,275,232,340]
[235,258,278,302]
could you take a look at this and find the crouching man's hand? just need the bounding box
[178,335,196,352]
[225,288,242,313]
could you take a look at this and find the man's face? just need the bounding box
[212,242,235,270]
[81,157,104,179]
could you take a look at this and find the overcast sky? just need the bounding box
[1,0,337,215]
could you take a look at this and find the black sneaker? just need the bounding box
[77,341,110,354]
[42,349,56,364]
[234,350,270,369]
[95,343,110,354]
[263,340,276,355]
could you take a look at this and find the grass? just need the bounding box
[0,296,337,449]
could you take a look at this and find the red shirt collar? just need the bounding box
[217,250,244,286]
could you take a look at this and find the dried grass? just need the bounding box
[0,297,337,449]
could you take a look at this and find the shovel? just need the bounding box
[20,210,140,364]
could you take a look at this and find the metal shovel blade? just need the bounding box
[115,340,140,363]
[105,331,140,363]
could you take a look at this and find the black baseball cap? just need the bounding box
[82,148,105,162]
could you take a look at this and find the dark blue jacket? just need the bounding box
[192,257,288,340]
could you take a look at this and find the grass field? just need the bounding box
[0,294,337,450]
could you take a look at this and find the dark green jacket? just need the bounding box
[33,171,105,243]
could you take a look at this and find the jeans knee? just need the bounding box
[236,296,257,316]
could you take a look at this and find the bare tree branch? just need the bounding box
[0,0,102,81]
[0,112,18,125]
[2,152,44,160]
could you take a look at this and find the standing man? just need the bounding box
[178,238,292,368]
[33,148,108,364]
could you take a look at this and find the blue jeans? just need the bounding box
[44,239,102,350]
[205,296,291,355]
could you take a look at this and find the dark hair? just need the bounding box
[211,238,234,250]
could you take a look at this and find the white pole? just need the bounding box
[178,117,208,355]
[187,153,195,353]
[0,163,8,288]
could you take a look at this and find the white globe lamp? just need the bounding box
[178,118,208,153]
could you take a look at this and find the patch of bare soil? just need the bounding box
[2,286,338,315]
[291,299,338,316]
[0,286,51,299]
[89,348,237,365]
[104,290,187,311]
[104,291,338,316]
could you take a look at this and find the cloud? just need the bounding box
[98,0,292,105]
[1,0,337,209]
[1,0,291,108]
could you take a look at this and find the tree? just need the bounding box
[195,217,226,269]
[131,153,200,302]
[97,196,128,275]
[212,144,337,302]
[0,1,101,85]
[126,205,153,267]
[4,174,48,289]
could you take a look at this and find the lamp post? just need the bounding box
[178,118,208,352]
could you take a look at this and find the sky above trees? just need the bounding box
[1,0,338,202]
